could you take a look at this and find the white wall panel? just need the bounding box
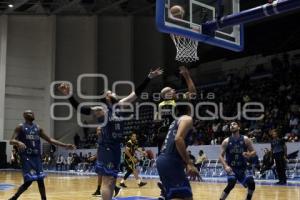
[4,16,56,140]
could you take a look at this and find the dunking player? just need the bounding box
[58,68,162,200]
[157,66,197,199]
[219,122,256,200]
[156,102,199,200]
[157,66,196,155]
[119,132,147,188]
[9,110,75,200]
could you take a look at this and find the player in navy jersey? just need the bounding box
[156,103,199,200]
[9,110,75,200]
[219,121,256,200]
[58,68,163,200]
[86,126,122,197]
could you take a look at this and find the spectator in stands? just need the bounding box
[78,153,89,172]
[289,115,299,129]
[66,152,73,170]
[86,152,95,172]
[260,148,275,179]
[195,150,207,171]
[42,154,51,170]
[70,153,80,170]
[56,154,65,171]
[74,133,80,147]
[10,147,20,168]
[83,120,89,140]
[188,151,196,164]
[145,149,154,160]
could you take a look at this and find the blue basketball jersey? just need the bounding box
[95,105,125,177]
[161,118,194,160]
[226,135,247,169]
[98,105,124,145]
[17,123,41,156]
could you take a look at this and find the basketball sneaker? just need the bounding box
[120,182,127,188]
[92,189,101,196]
[138,181,147,187]
[114,185,121,197]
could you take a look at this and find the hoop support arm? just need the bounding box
[203,0,300,34]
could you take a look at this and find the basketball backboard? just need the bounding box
[156,0,244,52]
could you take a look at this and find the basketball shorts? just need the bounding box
[227,167,254,187]
[20,154,46,182]
[156,154,192,199]
[95,144,121,178]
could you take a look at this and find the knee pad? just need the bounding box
[224,178,237,193]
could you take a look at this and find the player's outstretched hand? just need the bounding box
[148,67,163,79]
[224,165,233,174]
[57,83,71,96]
[186,163,199,179]
[17,141,27,151]
[65,144,76,150]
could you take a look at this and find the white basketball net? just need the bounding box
[171,34,199,63]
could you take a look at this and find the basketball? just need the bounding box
[170,5,185,19]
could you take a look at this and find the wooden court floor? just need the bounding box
[0,171,299,200]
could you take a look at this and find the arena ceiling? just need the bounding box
[0,0,284,16]
[1,0,299,62]
[0,0,156,15]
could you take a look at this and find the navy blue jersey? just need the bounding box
[95,105,124,177]
[17,123,41,156]
[161,118,194,160]
[271,138,285,154]
[226,135,247,169]
[98,105,124,145]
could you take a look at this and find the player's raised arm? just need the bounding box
[118,67,163,104]
[179,66,197,98]
[39,128,75,150]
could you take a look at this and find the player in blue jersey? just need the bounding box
[157,66,197,200]
[8,110,75,200]
[156,103,199,200]
[58,68,163,200]
[219,121,256,200]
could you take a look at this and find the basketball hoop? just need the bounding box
[171,34,199,63]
